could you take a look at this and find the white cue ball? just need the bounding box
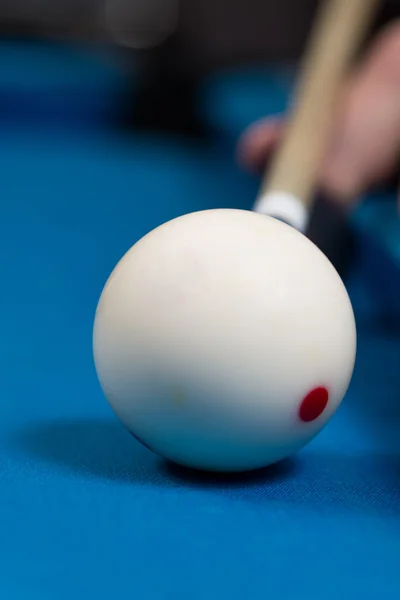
[93,208,356,472]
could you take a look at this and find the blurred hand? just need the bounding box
[237,22,400,205]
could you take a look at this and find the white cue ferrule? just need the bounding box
[253,191,309,233]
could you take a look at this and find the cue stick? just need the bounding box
[253,0,381,233]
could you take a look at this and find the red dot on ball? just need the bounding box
[299,387,329,422]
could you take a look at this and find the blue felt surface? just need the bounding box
[1,48,400,599]
[1,125,400,600]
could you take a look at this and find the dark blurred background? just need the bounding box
[0,0,320,137]
[0,0,397,57]
[0,0,397,138]
[0,0,318,60]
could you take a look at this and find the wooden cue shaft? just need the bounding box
[259,0,380,208]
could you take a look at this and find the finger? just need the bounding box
[236,117,284,173]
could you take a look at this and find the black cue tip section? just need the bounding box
[305,191,355,279]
